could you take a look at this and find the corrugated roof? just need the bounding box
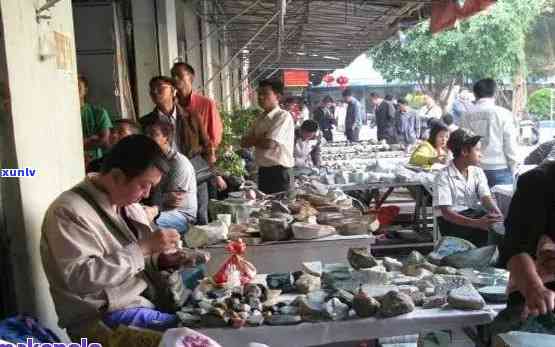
[202,0,431,76]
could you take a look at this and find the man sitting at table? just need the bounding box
[434,128,503,247]
[41,135,208,340]
[294,119,322,170]
[143,119,197,234]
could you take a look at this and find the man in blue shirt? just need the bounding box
[342,88,363,142]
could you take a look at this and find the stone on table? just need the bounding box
[292,222,336,240]
[295,273,322,294]
[379,291,415,317]
[302,261,323,277]
[383,257,403,272]
[441,245,498,270]
[259,217,292,242]
[279,305,299,315]
[334,289,355,306]
[244,283,263,298]
[247,310,264,326]
[428,237,476,265]
[323,297,350,321]
[419,262,438,273]
[402,264,433,279]
[405,251,426,266]
[266,273,295,293]
[362,285,399,301]
[265,314,302,325]
[348,247,378,270]
[176,312,201,326]
[297,295,327,320]
[409,291,426,307]
[356,267,390,285]
[478,286,507,303]
[448,285,486,310]
[430,275,471,296]
[397,285,419,295]
[392,275,419,286]
[352,291,380,318]
[434,266,458,275]
[422,295,448,309]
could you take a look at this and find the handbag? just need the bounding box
[189,155,215,184]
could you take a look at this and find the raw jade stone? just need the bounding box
[295,273,321,294]
[428,237,476,265]
[348,247,378,270]
[323,297,350,320]
[448,285,486,310]
[441,246,499,270]
[352,291,380,318]
[422,295,448,309]
[379,291,415,317]
[383,257,403,272]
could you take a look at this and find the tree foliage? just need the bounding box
[526,2,555,79]
[528,88,554,120]
[368,0,546,106]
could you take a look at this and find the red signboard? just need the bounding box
[431,0,496,34]
[283,70,309,87]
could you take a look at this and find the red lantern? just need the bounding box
[323,74,335,85]
[336,75,349,90]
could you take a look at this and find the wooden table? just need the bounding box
[205,234,374,275]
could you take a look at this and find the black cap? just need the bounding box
[447,128,482,157]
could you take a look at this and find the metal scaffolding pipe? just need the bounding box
[203,7,281,91]
[186,0,264,52]
[222,48,277,104]
[277,0,286,59]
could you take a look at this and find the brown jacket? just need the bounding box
[140,103,211,159]
[40,177,159,333]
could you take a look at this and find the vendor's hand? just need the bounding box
[139,228,181,255]
[164,191,186,208]
[214,176,228,191]
[522,284,555,319]
[143,205,159,222]
[473,214,501,231]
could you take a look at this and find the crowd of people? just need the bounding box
[38,71,555,342]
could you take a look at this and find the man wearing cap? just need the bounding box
[434,128,503,247]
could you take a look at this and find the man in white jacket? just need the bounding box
[460,79,519,187]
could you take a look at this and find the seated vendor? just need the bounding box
[40,135,205,340]
[433,128,503,247]
[409,121,450,170]
[498,160,555,319]
[144,119,197,234]
[294,119,322,169]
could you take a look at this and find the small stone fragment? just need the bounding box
[383,257,403,272]
[362,285,399,300]
[302,261,323,277]
[247,310,264,326]
[398,285,419,295]
[423,296,448,309]
[323,298,350,321]
[379,291,415,317]
[334,289,355,306]
[352,291,380,318]
[348,247,378,269]
[409,291,425,306]
[405,251,426,265]
[295,273,321,294]
[428,237,477,265]
[435,266,458,275]
[448,285,486,310]
[441,246,498,270]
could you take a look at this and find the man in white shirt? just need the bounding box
[241,80,295,194]
[434,128,503,247]
[460,79,519,187]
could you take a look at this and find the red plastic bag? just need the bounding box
[369,205,400,230]
[212,239,256,286]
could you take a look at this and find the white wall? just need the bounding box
[0,0,82,339]
[181,0,204,91]
[156,0,178,76]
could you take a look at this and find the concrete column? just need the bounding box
[132,0,159,116]
[156,0,178,76]
[221,42,233,111]
[201,0,215,100]
[182,0,203,91]
[0,0,82,340]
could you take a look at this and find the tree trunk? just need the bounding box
[512,65,527,120]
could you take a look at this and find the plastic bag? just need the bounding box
[212,239,256,286]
